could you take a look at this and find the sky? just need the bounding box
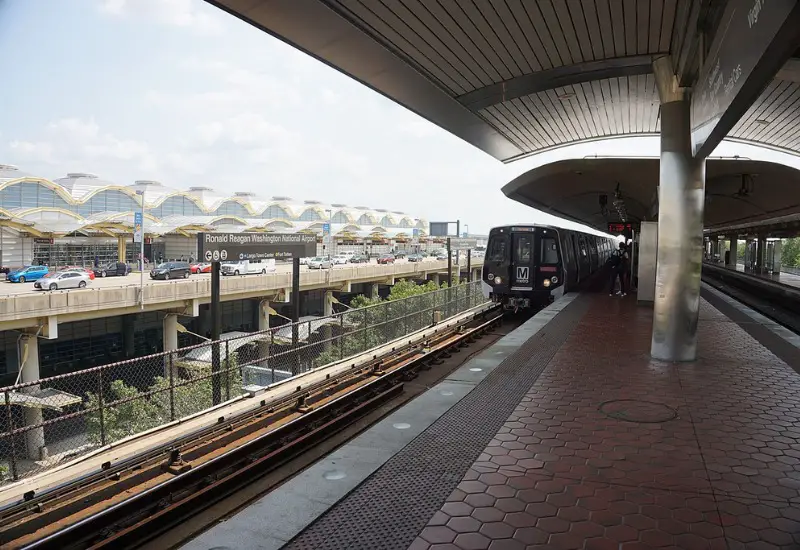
[2,0,800,234]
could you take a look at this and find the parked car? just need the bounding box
[349,254,370,263]
[221,259,276,276]
[407,254,423,262]
[34,270,91,291]
[307,257,332,269]
[62,266,96,280]
[377,254,396,265]
[191,262,212,274]
[394,251,407,259]
[331,254,350,265]
[150,261,191,280]
[7,265,49,283]
[93,261,130,278]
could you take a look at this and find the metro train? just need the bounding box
[482,224,617,310]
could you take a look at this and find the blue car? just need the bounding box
[7,266,49,283]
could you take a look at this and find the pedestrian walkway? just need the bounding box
[188,287,800,550]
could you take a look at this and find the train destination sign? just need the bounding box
[691,0,800,158]
[197,232,317,262]
[448,238,478,251]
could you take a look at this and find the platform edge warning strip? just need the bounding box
[283,295,590,550]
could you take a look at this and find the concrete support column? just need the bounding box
[122,314,136,358]
[117,235,127,263]
[727,238,738,267]
[772,241,783,274]
[757,237,767,272]
[370,283,380,299]
[257,300,270,375]
[431,273,440,286]
[20,334,45,460]
[651,63,706,362]
[163,313,178,377]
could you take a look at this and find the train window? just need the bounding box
[487,235,508,262]
[514,234,533,263]
[540,237,559,264]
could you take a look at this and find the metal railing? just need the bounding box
[0,281,486,486]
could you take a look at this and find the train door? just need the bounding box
[577,235,590,279]
[560,231,578,290]
[511,232,534,289]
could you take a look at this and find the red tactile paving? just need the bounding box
[409,294,800,550]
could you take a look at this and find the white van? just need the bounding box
[221,259,276,276]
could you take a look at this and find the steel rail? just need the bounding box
[4,307,502,550]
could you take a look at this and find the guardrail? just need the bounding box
[0,260,483,325]
[0,280,487,486]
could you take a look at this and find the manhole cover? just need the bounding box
[599,399,678,423]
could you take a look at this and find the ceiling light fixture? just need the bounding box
[754,119,771,125]
[557,92,576,100]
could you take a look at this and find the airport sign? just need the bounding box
[448,237,478,251]
[133,211,143,243]
[197,232,317,262]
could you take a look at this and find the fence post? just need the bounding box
[363,309,369,352]
[5,391,18,481]
[98,368,106,447]
[168,352,176,422]
[225,340,231,402]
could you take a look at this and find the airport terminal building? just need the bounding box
[0,164,431,267]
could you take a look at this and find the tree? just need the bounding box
[783,238,800,267]
[312,278,471,368]
[85,355,241,445]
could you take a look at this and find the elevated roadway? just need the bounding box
[0,258,482,332]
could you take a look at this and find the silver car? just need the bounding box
[307,256,332,269]
[35,270,91,291]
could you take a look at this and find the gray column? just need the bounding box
[257,300,270,373]
[163,313,178,377]
[323,291,333,352]
[20,334,45,460]
[772,241,783,274]
[727,238,738,267]
[757,237,767,271]
[370,283,380,299]
[651,77,706,362]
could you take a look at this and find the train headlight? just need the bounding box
[494,276,502,284]
[551,276,559,284]
[487,273,494,281]
[543,279,551,288]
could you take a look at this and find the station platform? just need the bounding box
[718,263,800,290]
[183,286,800,550]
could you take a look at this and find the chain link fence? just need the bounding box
[0,281,486,486]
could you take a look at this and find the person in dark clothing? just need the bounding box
[608,242,629,296]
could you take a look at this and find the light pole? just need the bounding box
[325,208,332,257]
[135,189,146,310]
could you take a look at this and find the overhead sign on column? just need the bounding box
[412,228,420,244]
[197,233,317,262]
[449,238,478,250]
[322,222,331,245]
[691,0,800,158]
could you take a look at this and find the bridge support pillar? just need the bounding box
[20,334,46,461]
[757,237,767,272]
[370,283,380,299]
[431,273,440,286]
[163,313,179,377]
[651,62,705,362]
[257,300,270,375]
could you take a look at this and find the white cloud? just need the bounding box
[97,0,225,35]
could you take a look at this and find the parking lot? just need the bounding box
[0,256,470,297]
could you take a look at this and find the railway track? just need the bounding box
[0,304,503,550]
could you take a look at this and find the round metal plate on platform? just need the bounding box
[392,422,411,430]
[323,470,346,480]
[599,399,678,423]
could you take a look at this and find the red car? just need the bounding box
[377,254,395,265]
[190,263,212,274]
[63,266,96,280]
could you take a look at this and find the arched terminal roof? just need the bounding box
[207,1,800,161]
[503,157,800,231]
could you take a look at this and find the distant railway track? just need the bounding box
[0,304,503,550]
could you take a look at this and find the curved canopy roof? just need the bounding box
[208,0,800,161]
[503,157,800,231]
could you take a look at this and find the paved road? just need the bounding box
[0,258,477,297]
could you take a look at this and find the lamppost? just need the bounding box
[135,189,146,310]
[325,208,333,257]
